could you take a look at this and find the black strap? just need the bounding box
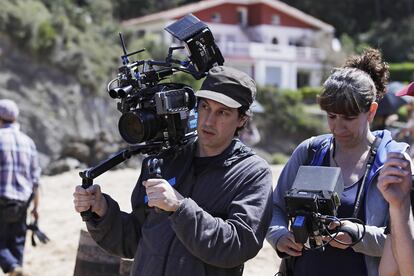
[352,137,382,218]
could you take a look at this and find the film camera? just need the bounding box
[285,166,344,249]
[109,13,224,148]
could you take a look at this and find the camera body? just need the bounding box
[108,14,224,150]
[284,166,343,248]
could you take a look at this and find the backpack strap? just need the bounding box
[306,134,333,166]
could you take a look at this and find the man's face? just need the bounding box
[196,98,246,157]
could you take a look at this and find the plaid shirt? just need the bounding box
[0,123,41,201]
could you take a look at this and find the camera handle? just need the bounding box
[144,157,164,213]
[79,144,162,221]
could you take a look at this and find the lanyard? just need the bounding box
[352,136,381,218]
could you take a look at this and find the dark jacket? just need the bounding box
[87,139,273,276]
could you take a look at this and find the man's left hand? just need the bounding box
[143,179,184,212]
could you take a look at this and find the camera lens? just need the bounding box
[118,110,163,144]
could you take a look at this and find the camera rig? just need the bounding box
[285,166,364,250]
[79,14,224,221]
[108,13,224,148]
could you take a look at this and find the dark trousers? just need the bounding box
[0,205,27,273]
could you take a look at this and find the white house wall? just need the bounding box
[128,21,328,90]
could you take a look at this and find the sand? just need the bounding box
[11,166,283,276]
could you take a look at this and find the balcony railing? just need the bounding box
[217,42,325,62]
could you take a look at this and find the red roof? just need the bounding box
[123,0,334,32]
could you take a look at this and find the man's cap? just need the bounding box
[396,82,414,97]
[0,99,19,121]
[197,66,256,108]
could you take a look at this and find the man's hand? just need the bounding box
[73,184,108,218]
[378,152,412,209]
[276,232,303,256]
[143,179,184,212]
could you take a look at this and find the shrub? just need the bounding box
[270,153,289,165]
[256,86,326,154]
[35,21,56,53]
[389,63,414,82]
[299,86,322,104]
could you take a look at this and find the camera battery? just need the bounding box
[292,215,309,244]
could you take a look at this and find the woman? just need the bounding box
[266,48,409,276]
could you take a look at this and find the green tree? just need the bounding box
[256,86,325,153]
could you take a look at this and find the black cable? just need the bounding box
[317,216,366,247]
[302,215,341,251]
[328,217,366,247]
[296,214,366,251]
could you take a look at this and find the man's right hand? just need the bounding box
[73,184,108,218]
[276,232,303,257]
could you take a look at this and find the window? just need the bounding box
[289,38,304,47]
[297,71,311,88]
[271,15,280,25]
[211,12,221,23]
[237,7,248,26]
[265,67,282,87]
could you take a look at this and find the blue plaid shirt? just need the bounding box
[0,123,41,201]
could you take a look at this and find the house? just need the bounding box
[122,0,335,90]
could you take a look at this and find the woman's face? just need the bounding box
[326,103,377,148]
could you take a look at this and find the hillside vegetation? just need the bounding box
[0,0,411,171]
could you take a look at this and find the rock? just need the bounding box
[62,142,91,164]
[46,157,83,175]
[0,35,120,172]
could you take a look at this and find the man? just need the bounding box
[378,82,414,276]
[73,66,273,276]
[0,99,41,276]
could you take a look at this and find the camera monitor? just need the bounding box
[165,14,224,76]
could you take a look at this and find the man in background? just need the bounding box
[0,99,41,276]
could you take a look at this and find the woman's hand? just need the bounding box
[323,220,358,249]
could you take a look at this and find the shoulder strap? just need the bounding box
[352,136,382,218]
[306,134,333,166]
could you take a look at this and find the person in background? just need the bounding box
[239,119,261,147]
[378,82,414,276]
[396,82,414,158]
[266,48,409,276]
[0,99,41,276]
[73,66,273,276]
[239,100,264,147]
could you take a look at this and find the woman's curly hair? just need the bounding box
[319,48,390,115]
[344,48,389,101]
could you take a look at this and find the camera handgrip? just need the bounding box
[80,177,93,221]
[146,157,164,213]
[336,224,359,243]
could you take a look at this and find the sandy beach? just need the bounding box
[12,165,283,276]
